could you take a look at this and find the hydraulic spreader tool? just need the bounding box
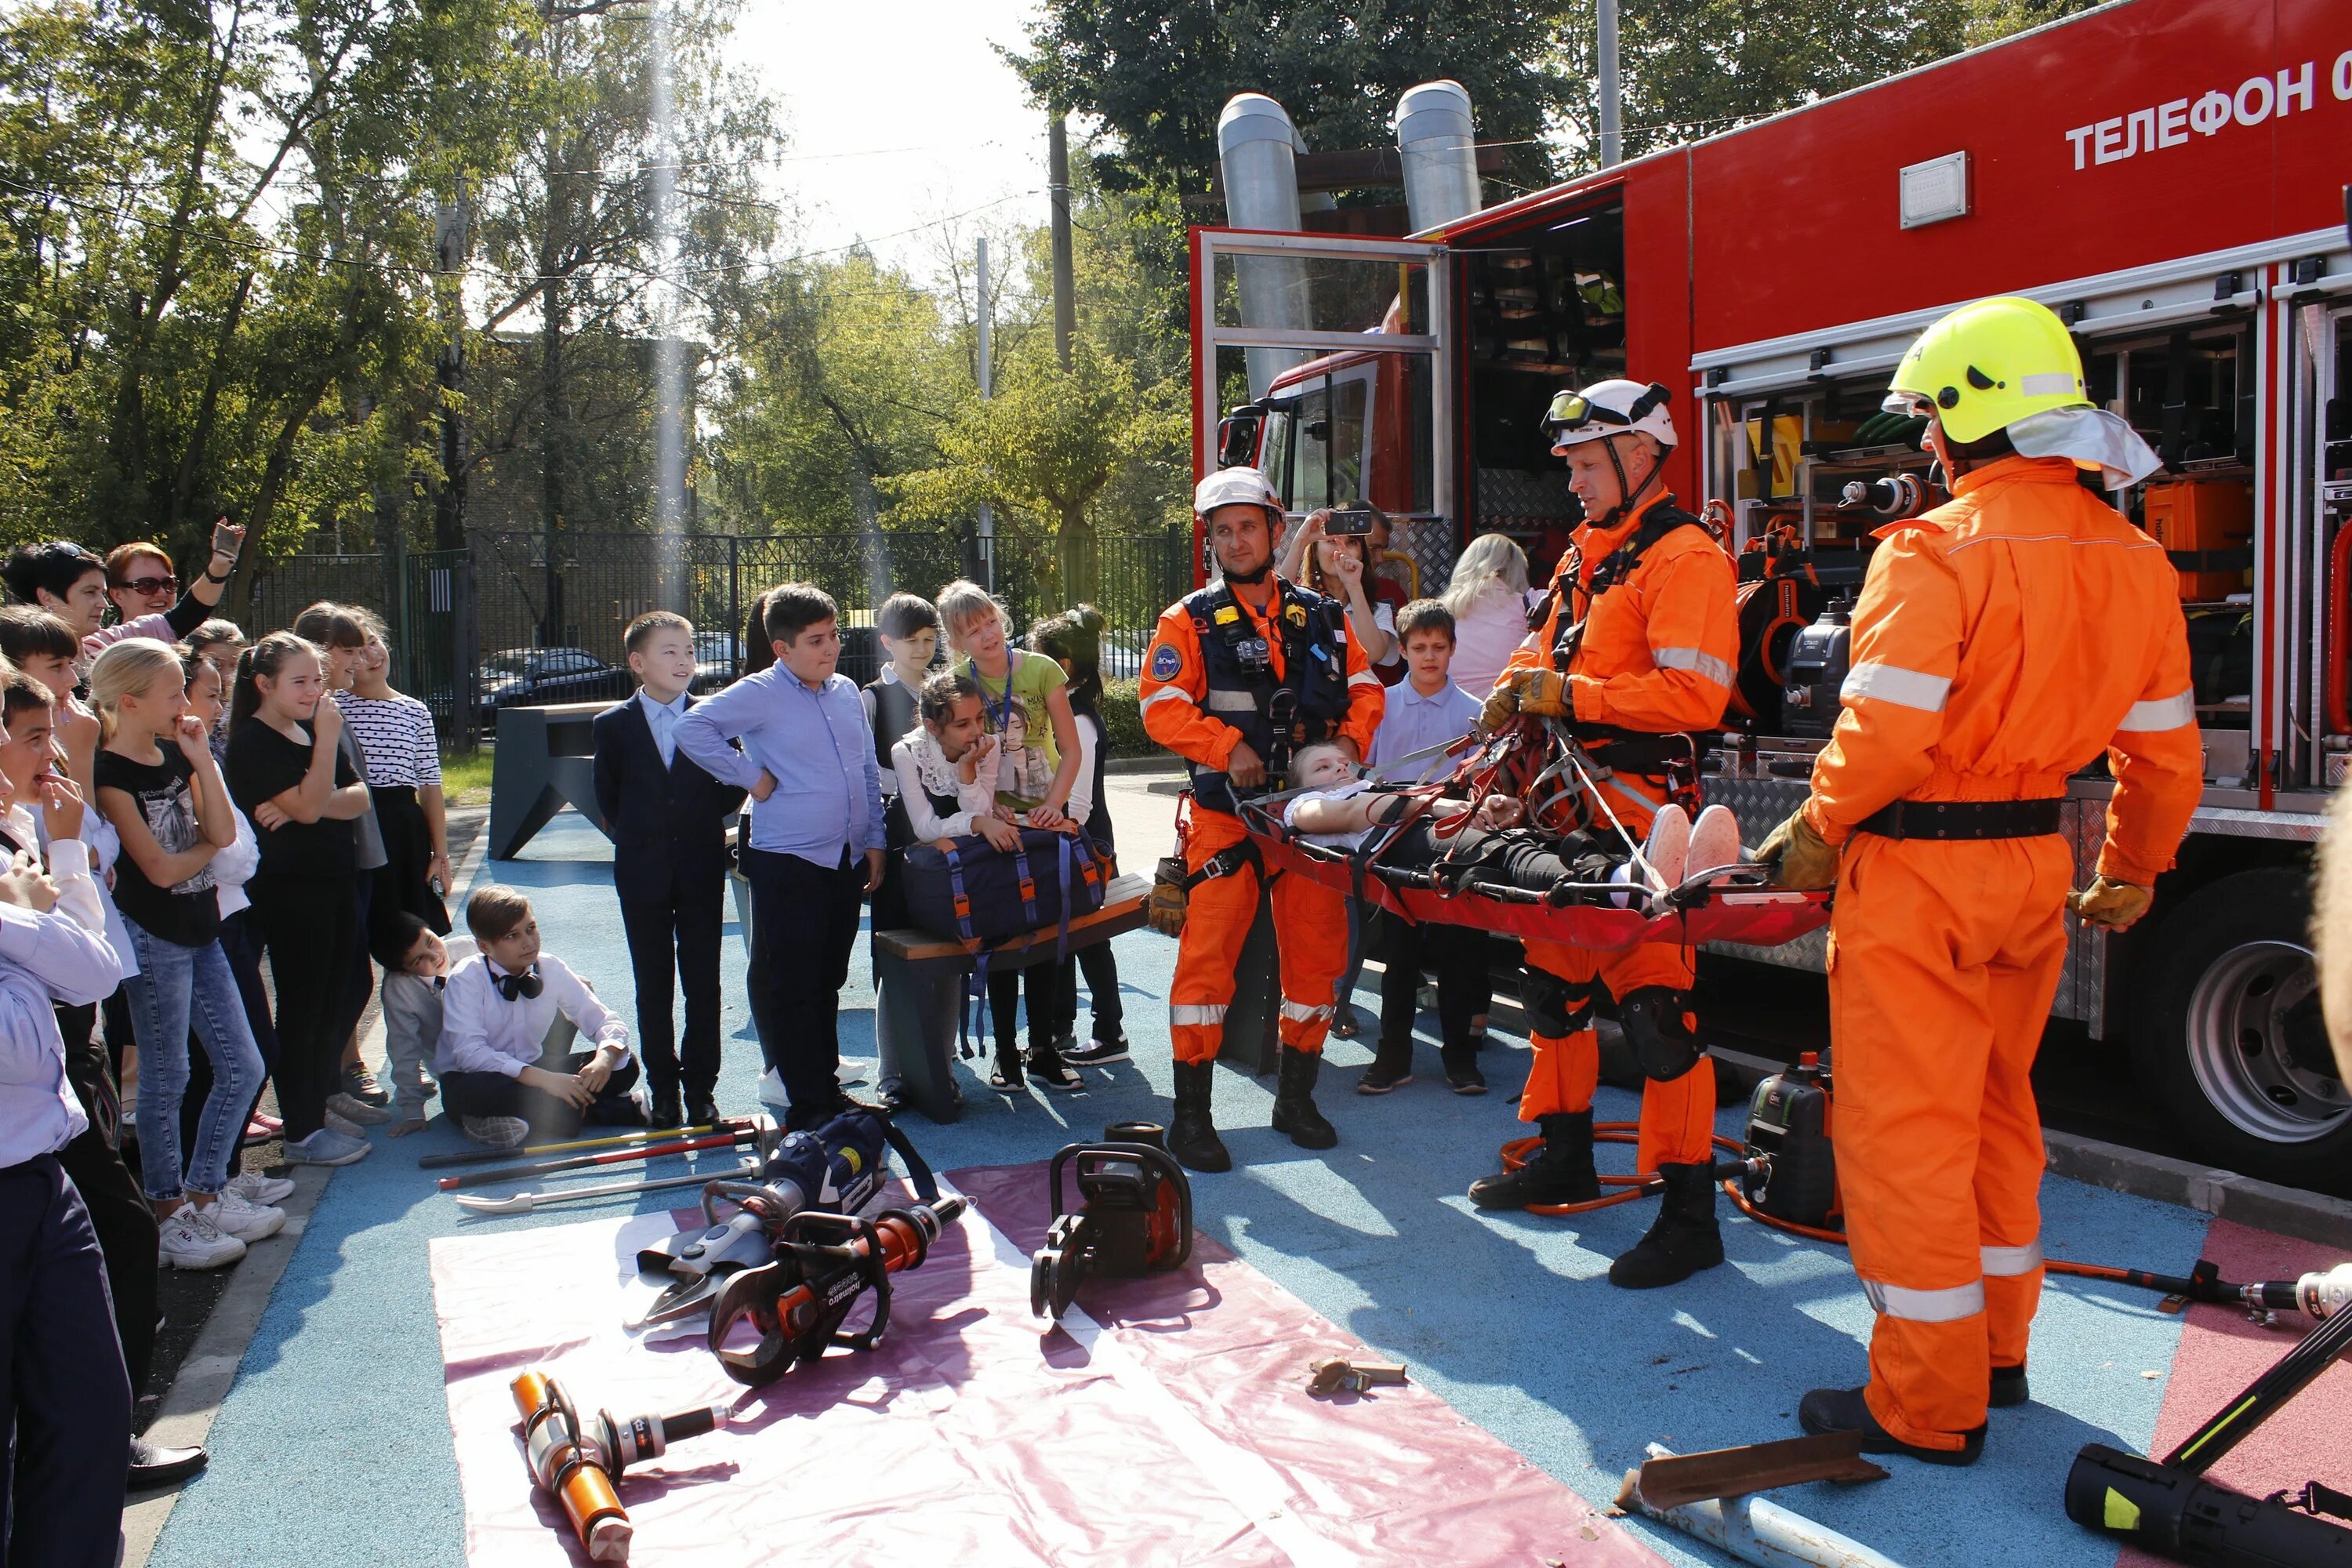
[2067,1265,2352,1568]
[510,1367,724,1565]
[1030,1121,1195,1321]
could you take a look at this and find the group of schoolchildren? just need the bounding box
[590,577,1127,1137]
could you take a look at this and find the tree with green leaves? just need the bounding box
[1014,2,1564,198]
[886,333,1184,602]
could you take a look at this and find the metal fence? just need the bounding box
[241,527,1194,746]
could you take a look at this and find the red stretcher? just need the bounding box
[1241,813,1828,953]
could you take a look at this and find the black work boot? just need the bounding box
[1607,1160,1726,1287]
[1799,1386,1984,1466]
[1268,1046,1338,1149]
[1468,1111,1599,1208]
[1169,1060,1231,1173]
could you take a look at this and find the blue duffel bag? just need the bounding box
[902,827,1108,947]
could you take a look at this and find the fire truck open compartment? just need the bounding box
[1453,198,1630,575]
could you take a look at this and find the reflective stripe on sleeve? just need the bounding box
[1860,1277,1986,1323]
[1140,685,1193,710]
[1841,661,1953,713]
[1279,997,1337,1023]
[2117,690,2195,732]
[1171,1004,1229,1026]
[1981,1241,2044,1276]
[1654,646,1736,687]
[1347,670,1381,689]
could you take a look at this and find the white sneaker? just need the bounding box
[284,1128,372,1167]
[158,1207,246,1270]
[461,1115,529,1149]
[757,1069,790,1112]
[325,1091,393,1127]
[225,1171,295,1206]
[1687,804,1744,880]
[323,1108,368,1138]
[1643,805,1692,888]
[202,1190,285,1243]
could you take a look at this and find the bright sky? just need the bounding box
[737,0,1054,277]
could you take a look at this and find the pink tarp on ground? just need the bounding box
[2117,1218,2352,1568]
[430,1164,1660,1567]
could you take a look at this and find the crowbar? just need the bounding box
[453,1158,757,1216]
[417,1120,745,1170]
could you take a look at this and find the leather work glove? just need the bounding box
[1477,677,1523,736]
[1514,667,1573,720]
[1755,807,1839,891]
[1148,857,1190,938]
[2067,877,2153,931]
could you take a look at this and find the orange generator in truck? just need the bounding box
[1192,0,2352,1185]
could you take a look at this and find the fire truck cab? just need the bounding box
[1191,0,2352,1184]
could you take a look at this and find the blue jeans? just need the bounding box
[125,922,267,1202]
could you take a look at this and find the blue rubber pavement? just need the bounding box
[151,810,2209,1568]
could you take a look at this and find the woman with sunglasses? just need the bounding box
[96,523,245,652]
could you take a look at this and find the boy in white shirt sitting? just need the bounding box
[434,885,641,1149]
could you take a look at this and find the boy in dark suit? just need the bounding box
[593,612,744,1127]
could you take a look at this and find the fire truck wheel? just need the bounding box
[2129,869,2352,1189]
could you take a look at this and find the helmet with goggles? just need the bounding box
[1541,379,1677,453]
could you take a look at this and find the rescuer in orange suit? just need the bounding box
[1468,379,1742,1291]
[1140,466,1384,1172]
[1758,297,2203,1465]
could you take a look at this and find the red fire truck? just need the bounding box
[1190,0,2352,1184]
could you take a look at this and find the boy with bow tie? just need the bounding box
[434,885,641,1148]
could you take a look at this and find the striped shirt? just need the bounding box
[332,691,441,789]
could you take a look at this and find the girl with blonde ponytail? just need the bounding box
[88,638,274,1269]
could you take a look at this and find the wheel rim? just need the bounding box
[2183,939,2348,1145]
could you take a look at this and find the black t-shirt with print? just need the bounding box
[94,746,221,948]
[225,720,361,880]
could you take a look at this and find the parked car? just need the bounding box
[691,630,740,691]
[477,647,628,712]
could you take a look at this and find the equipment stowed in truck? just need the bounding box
[633,1105,938,1329]
[510,1367,724,1564]
[1031,1122,1194,1321]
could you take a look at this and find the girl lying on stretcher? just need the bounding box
[1278,741,1748,908]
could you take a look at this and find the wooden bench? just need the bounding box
[869,873,1151,1124]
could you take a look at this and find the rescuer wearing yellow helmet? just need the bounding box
[1757,296,2203,1463]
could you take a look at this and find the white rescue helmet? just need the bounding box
[1542,379,1676,454]
[1192,466,1283,520]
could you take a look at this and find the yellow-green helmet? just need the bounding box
[1884,296,2090,445]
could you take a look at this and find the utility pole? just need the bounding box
[1597,0,1622,168]
[1047,113,1076,372]
[433,186,470,553]
[975,236,995,590]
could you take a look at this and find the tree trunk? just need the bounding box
[1058,503,1099,607]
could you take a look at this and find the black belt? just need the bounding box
[1856,798,2066,840]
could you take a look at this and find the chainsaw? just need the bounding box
[632,1105,936,1330]
[703,1195,966,1387]
[1031,1121,1194,1321]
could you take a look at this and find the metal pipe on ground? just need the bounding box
[1619,1443,1906,1568]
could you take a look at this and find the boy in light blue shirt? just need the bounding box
[1359,601,1491,1096]
[674,583,884,1130]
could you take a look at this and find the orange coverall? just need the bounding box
[1802,455,2202,1451]
[1141,580,1384,1065]
[1502,492,1739,1174]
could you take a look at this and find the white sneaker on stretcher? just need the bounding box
[1642,805,1691,887]
[1686,805,1744,880]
